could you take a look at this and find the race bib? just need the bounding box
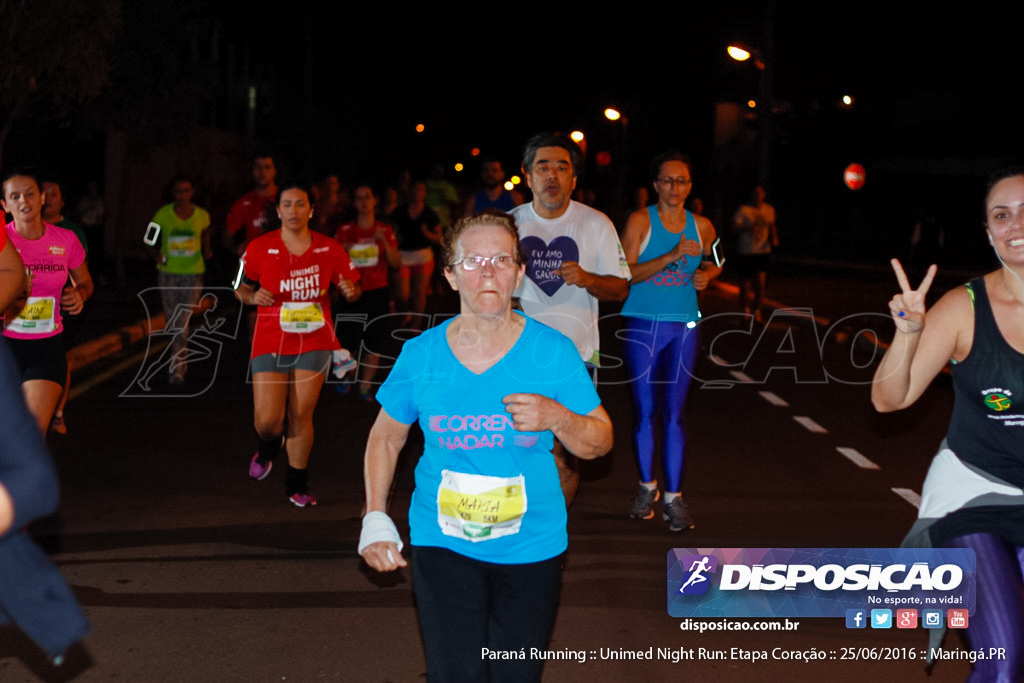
[348,240,380,268]
[167,234,197,258]
[437,469,527,542]
[279,301,325,333]
[8,296,56,334]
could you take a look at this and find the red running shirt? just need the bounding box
[227,190,274,244]
[242,231,360,358]
[334,221,397,292]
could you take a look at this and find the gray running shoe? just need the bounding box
[629,486,660,519]
[663,497,695,532]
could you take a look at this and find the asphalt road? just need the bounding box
[0,266,983,682]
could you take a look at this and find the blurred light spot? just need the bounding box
[728,45,751,61]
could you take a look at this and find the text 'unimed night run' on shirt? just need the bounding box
[278,265,321,301]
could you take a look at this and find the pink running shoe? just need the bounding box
[249,454,272,481]
[289,492,317,508]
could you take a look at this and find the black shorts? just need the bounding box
[62,311,85,348]
[3,334,67,385]
[336,287,394,354]
[734,253,772,279]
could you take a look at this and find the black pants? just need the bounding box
[412,546,562,683]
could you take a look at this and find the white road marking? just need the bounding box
[793,415,828,433]
[891,488,922,509]
[836,447,880,470]
[729,370,754,383]
[758,391,789,407]
[69,346,161,400]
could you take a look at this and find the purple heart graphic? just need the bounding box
[521,235,579,296]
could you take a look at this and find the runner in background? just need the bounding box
[511,132,631,507]
[732,185,778,323]
[391,180,441,330]
[40,179,89,434]
[227,153,279,342]
[620,151,721,531]
[146,174,211,386]
[334,185,400,401]
[235,182,360,507]
[2,169,92,435]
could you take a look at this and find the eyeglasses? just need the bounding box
[452,255,517,271]
[657,177,692,187]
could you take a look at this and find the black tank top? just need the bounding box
[946,277,1024,488]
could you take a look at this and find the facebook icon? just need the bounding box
[845,609,866,629]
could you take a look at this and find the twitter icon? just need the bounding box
[870,609,893,629]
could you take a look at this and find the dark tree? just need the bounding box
[0,0,121,168]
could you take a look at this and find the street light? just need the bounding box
[600,107,629,221]
[727,45,751,62]
[726,35,774,189]
[727,44,765,71]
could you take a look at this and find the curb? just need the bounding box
[68,313,166,373]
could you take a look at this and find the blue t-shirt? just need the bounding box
[376,313,601,564]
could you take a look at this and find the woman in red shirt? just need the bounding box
[334,185,400,400]
[234,182,360,506]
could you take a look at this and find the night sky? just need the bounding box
[9,2,1024,267]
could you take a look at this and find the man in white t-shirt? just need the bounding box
[512,132,632,506]
[732,185,778,322]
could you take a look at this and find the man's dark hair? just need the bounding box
[521,132,583,177]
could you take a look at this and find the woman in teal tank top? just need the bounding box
[619,152,722,531]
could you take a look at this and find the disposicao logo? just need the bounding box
[676,555,718,596]
[667,548,975,619]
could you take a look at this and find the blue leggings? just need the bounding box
[945,533,1024,682]
[621,317,699,493]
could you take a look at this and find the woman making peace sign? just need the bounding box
[872,168,1024,681]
